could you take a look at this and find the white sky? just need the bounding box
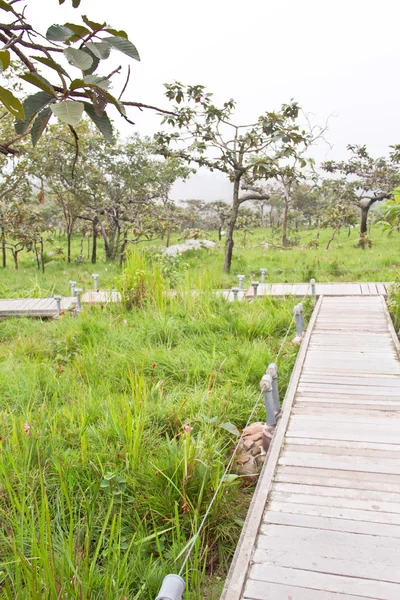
[30,0,400,200]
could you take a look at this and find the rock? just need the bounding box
[234,422,268,481]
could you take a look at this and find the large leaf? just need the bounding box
[80,48,99,75]
[105,28,128,39]
[0,50,10,73]
[103,36,140,61]
[32,56,69,78]
[46,24,74,42]
[64,48,93,71]
[64,23,90,39]
[31,107,52,146]
[84,41,111,60]
[91,87,108,116]
[24,92,54,121]
[51,100,84,126]
[105,91,127,116]
[83,75,111,89]
[0,86,24,120]
[0,0,12,12]
[84,102,113,142]
[21,73,56,97]
[219,422,240,436]
[82,15,105,31]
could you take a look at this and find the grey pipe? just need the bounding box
[238,275,245,290]
[260,374,276,426]
[266,363,280,412]
[260,268,267,283]
[252,281,259,298]
[156,574,185,600]
[54,295,61,316]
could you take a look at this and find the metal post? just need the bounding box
[310,278,316,297]
[252,281,259,298]
[232,287,239,301]
[54,295,61,316]
[266,363,280,413]
[260,374,276,426]
[69,280,76,296]
[260,268,267,283]
[238,275,245,290]
[294,304,303,337]
[75,288,82,310]
[298,302,305,332]
[92,274,99,292]
[156,574,185,600]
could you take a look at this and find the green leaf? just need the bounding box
[82,15,105,31]
[23,91,53,122]
[222,474,239,483]
[31,107,52,146]
[83,75,110,89]
[69,78,84,91]
[0,50,10,72]
[0,0,13,12]
[32,56,69,78]
[51,100,84,126]
[46,24,74,42]
[84,102,113,142]
[104,28,128,39]
[64,23,90,38]
[105,91,126,116]
[84,41,111,60]
[103,36,140,61]
[0,86,24,120]
[218,422,240,436]
[79,48,99,75]
[20,72,56,97]
[64,48,93,71]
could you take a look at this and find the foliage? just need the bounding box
[156,83,312,272]
[0,0,172,153]
[377,187,400,234]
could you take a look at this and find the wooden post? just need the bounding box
[266,363,280,413]
[238,275,245,290]
[252,281,259,298]
[232,287,239,301]
[54,295,61,316]
[75,288,82,310]
[260,374,276,426]
[260,268,267,283]
[298,301,305,331]
[92,274,99,291]
[69,280,76,296]
[294,304,303,337]
[310,278,316,297]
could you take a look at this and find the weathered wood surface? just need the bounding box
[0,297,76,317]
[221,295,400,600]
[245,281,393,298]
[81,290,121,303]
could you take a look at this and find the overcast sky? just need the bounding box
[31,0,400,200]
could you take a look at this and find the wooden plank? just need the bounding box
[243,579,376,600]
[248,564,400,599]
[273,482,400,503]
[219,296,324,600]
[274,465,400,486]
[263,510,400,537]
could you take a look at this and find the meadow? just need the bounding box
[0,224,399,599]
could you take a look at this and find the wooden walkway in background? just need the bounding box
[0,297,76,318]
[222,295,400,600]
[245,281,391,299]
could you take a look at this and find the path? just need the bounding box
[0,297,76,318]
[221,294,400,600]
[245,281,391,299]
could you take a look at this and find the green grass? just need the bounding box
[0,224,398,598]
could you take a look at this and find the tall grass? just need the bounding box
[0,249,302,599]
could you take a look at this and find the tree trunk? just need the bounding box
[218,226,222,241]
[67,231,72,263]
[92,221,97,264]
[13,251,18,270]
[360,205,369,235]
[1,227,6,268]
[40,239,45,273]
[282,201,289,247]
[166,230,171,247]
[223,177,240,273]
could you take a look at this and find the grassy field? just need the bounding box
[0,224,399,599]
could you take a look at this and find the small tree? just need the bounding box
[322,145,400,237]
[156,83,309,272]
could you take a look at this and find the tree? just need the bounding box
[322,145,400,237]
[0,0,174,154]
[207,200,230,239]
[156,83,309,272]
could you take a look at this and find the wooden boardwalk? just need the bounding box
[245,281,391,299]
[222,295,400,600]
[0,297,76,318]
